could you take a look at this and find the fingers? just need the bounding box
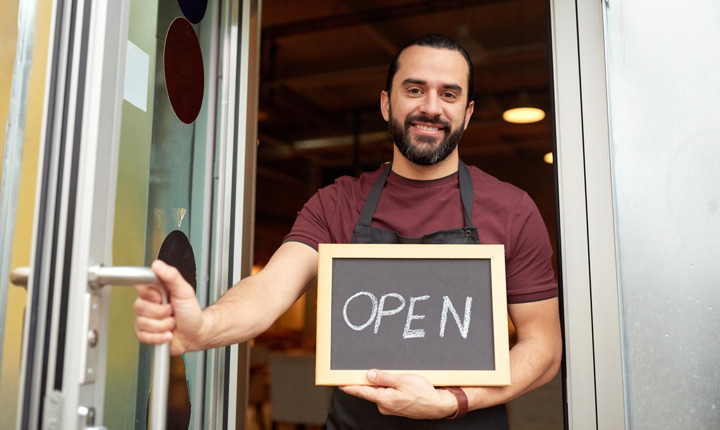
[133,260,199,354]
[134,294,173,319]
[339,384,377,402]
[134,290,174,345]
[134,316,174,344]
[367,369,398,388]
[134,284,164,303]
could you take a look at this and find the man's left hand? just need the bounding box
[339,369,457,419]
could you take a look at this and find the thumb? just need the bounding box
[367,369,398,388]
[151,260,195,301]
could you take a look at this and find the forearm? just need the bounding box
[463,333,562,410]
[191,275,296,350]
[465,298,562,411]
[190,241,319,352]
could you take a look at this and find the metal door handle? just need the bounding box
[88,265,169,430]
[10,265,170,429]
[87,265,160,289]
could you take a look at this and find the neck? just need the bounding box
[391,148,459,180]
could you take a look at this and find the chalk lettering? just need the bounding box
[440,296,473,339]
[403,295,430,339]
[343,291,378,331]
[343,292,474,339]
[374,293,406,334]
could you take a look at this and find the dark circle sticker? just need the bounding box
[157,230,197,289]
[164,17,204,124]
[177,0,208,24]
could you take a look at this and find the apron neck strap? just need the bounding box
[357,163,392,226]
[458,161,474,226]
[357,161,475,228]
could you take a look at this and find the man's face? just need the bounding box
[381,45,475,166]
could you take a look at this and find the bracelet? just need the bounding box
[444,387,468,420]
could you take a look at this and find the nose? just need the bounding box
[420,92,442,117]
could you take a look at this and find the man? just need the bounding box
[135,34,562,429]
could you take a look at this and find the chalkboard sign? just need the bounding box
[316,244,510,386]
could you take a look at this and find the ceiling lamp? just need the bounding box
[502,91,545,124]
[543,152,554,164]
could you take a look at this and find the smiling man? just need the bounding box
[134,34,562,430]
[384,43,474,171]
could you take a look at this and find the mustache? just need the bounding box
[405,114,451,129]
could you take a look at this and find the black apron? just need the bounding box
[325,162,509,429]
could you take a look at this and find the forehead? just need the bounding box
[392,45,470,91]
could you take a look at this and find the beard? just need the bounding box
[388,108,466,166]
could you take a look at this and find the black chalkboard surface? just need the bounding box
[316,244,510,386]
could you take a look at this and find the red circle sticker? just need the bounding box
[164,17,204,124]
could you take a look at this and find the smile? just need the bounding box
[414,124,442,132]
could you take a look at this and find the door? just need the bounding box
[1,0,53,427]
[8,0,259,428]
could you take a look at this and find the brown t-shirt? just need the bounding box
[284,164,557,303]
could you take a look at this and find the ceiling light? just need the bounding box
[502,92,545,124]
[503,106,546,124]
[543,152,554,164]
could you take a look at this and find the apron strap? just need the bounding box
[356,161,475,228]
[356,163,392,227]
[458,162,474,226]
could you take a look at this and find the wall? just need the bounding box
[604,1,720,428]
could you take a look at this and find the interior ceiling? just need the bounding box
[257,0,553,177]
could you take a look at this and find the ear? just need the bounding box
[463,100,475,130]
[381,90,390,122]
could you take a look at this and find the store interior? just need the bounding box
[248,0,563,429]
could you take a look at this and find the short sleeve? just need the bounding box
[505,193,557,303]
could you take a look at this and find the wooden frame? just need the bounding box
[316,243,510,386]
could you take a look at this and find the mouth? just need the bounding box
[410,121,446,136]
[413,123,442,132]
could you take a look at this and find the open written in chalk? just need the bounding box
[316,244,510,387]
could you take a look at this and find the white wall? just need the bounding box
[604,1,720,428]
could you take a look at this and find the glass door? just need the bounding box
[12,0,259,428]
[0,0,53,427]
[107,0,216,428]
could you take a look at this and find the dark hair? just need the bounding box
[384,33,474,106]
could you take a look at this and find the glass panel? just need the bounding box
[0,0,53,425]
[605,2,720,429]
[104,0,216,428]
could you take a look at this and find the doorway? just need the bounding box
[249,1,563,429]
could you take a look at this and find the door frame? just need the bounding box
[549,0,626,428]
[17,0,131,427]
[16,0,627,428]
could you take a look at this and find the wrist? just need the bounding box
[444,387,468,420]
[187,307,212,352]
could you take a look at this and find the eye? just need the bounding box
[406,87,423,96]
[441,91,458,100]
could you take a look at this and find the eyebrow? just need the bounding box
[401,78,463,94]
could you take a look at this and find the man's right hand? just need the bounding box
[134,259,204,356]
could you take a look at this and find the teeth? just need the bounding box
[415,124,440,131]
